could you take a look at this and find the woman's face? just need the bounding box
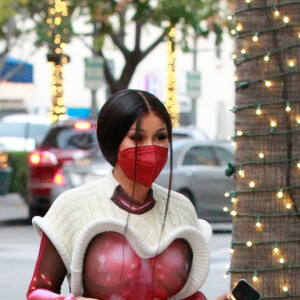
[119,112,169,152]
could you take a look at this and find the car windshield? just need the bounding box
[41,126,98,150]
[0,122,49,140]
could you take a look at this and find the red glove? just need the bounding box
[26,233,76,300]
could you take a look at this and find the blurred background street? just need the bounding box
[0,193,232,299]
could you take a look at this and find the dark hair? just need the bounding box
[97,89,173,166]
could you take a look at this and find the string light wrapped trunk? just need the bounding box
[46,0,70,123]
[165,27,180,127]
[227,0,300,298]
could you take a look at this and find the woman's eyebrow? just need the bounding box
[156,127,168,132]
[129,126,167,133]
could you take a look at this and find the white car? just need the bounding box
[0,114,51,152]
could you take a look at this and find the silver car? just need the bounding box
[51,138,234,222]
[156,139,234,222]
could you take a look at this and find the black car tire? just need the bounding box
[29,204,47,219]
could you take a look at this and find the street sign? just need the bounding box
[186,71,201,98]
[84,57,104,90]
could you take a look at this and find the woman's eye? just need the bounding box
[129,134,143,142]
[156,134,168,141]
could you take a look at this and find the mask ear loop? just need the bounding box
[116,114,141,296]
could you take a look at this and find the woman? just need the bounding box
[27,89,233,300]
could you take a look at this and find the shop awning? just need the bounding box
[1,57,33,83]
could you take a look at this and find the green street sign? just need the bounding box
[84,57,104,90]
[186,71,201,98]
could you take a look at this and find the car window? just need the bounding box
[0,122,49,140]
[212,147,234,166]
[0,122,26,137]
[27,124,50,140]
[42,127,98,150]
[182,146,218,166]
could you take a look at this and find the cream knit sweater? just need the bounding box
[33,172,211,300]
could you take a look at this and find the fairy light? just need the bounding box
[279,257,285,264]
[288,60,295,69]
[249,181,255,188]
[283,16,290,23]
[230,248,235,254]
[252,34,259,42]
[232,54,237,60]
[264,55,270,62]
[237,130,243,136]
[264,80,272,87]
[236,23,243,32]
[283,286,289,292]
[297,161,300,168]
[241,49,247,55]
[223,273,228,279]
[256,105,262,115]
[224,192,230,197]
[274,246,279,253]
[231,29,236,35]
[223,206,229,212]
[245,0,251,3]
[227,15,233,21]
[270,120,277,129]
[285,102,291,112]
[286,203,292,209]
[238,169,245,178]
[274,10,280,17]
[259,152,264,159]
[246,241,253,247]
[277,189,284,198]
[231,210,237,216]
[231,197,237,203]
[255,218,262,228]
[296,117,300,125]
[252,272,258,282]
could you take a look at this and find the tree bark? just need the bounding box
[230,0,300,298]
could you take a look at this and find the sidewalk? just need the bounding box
[0,193,29,221]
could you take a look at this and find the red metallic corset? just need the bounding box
[83,232,193,300]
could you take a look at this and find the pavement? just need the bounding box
[0,193,29,222]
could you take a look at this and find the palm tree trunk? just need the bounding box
[230,0,300,298]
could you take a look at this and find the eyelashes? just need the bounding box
[129,134,143,142]
[129,133,168,142]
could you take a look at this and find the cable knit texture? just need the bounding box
[33,172,211,300]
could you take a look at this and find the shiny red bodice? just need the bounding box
[83,232,193,300]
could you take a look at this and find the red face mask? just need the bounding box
[117,145,168,187]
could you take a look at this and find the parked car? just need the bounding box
[172,126,209,141]
[51,138,234,222]
[26,119,98,218]
[0,114,51,152]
